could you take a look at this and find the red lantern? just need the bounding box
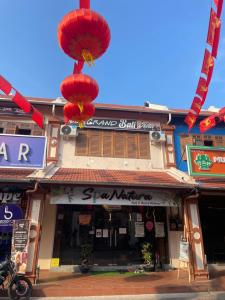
[60,73,98,112]
[64,102,95,127]
[58,9,111,65]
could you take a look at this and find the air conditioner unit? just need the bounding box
[149,131,166,142]
[60,124,78,137]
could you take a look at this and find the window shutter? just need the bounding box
[114,132,125,158]
[103,131,113,157]
[138,133,150,159]
[76,130,88,156]
[180,134,193,160]
[89,130,102,156]
[5,122,16,134]
[126,132,138,158]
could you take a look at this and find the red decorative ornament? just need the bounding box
[64,102,95,127]
[61,73,99,112]
[58,9,111,65]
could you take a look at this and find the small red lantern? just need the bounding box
[64,102,95,127]
[58,9,111,64]
[60,73,98,112]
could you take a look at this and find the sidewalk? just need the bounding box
[29,268,225,297]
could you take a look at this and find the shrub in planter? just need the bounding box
[79,243,92,274]
[141,242,154,271]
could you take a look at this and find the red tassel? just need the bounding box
[207,9,220,46]
[0,75,12,95]
[196,77,208,99]
[201,49,214,76]
[12,91,31,113]
[32,107,44,129]
[191,97,202,115]
[80,0,90,9]
[185,111,197,130]
[212,23,221,58]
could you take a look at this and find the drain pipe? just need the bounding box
[26,180,39,194]
[167,112,172,125]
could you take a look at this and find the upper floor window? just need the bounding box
[75,129,150,159]
[180,134,225,160]
[16,128,31,135]
[0,128,3,134]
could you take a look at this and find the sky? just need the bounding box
[0,0,225,109]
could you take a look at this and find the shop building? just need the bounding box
[172,107,225,278]
[0,96,196,279]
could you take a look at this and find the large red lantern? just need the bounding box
[61,73,99,112]
[64,102,95,127]
[58,9,111,65]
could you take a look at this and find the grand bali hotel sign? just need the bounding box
[51,187,180,207]
[187,145,225,177]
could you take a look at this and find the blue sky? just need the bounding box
[0,0,224,109]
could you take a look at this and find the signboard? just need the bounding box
[135,222,145,237]
[51,187,180,207]
[179,241,190,262]
[0,134,47,169]
[155,222,165,238]
[0,204,23,232]
[0,107,28,116]
[70,118,160,132]
[0,191,23,205]
[187,145,225,177]
[11,219,30,274]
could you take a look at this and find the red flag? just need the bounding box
[12,91,31,113]
[0,75,12,95]
[32,107,44,129]
[191,97,202,115]
[201,49,214,76]
[212,22,221,58]
[207,9,220,46]
[215,0,223,18]
[199,115,216,133]
[185,111,197,130]
[196,77,208,99]
[206,62,214,86]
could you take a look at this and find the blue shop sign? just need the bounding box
[0,134,46,169]
[0,204,23,233]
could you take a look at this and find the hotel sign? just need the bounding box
[187,145,225,177]
[51,187,180,207]
[70,118,160,131]
[0,134,47,169]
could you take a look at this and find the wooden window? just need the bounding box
[180,134,193,160]
[75,129,150,159]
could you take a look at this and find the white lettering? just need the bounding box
[213,156,225,163]
[0,142,8,160]
[18,143,30,161]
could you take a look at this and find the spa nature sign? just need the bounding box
[187,145,225,177]
[0,134,47,169]
[51,187,180,207]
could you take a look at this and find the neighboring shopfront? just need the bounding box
[186,145,225,265]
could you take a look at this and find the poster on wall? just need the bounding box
[155,222,165,238]
[11,219,30,274]
[179,241,190,262]
[135,222,145,237]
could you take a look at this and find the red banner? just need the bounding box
[199,115,216,133]
[184,111,197,130]
[201,49,214,76]
[191,97,202,115]
[0,75,12,95]
[207,9,220,46]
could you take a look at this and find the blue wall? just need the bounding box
[172,117,225,172]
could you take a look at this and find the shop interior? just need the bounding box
[53,204,168,268]
[199,195,225,264]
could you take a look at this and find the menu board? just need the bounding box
[135,222,145,237]
[179,241,189,262]
[11,219,30,274]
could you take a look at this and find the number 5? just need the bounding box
[4,206,13,220]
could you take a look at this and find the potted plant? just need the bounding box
[79,243,92,274]
[141,242,154,272]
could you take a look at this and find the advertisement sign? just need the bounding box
[0,204,23,233]
[51,187,180,207]
[179,241,189,262]
[187,145,225,177]
[135,222,145,237]
[11,219,30,274]
[70,118,160,132]
[0,134,46,168]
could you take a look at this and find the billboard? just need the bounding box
[186,145,225,177]
[0,134,46,168]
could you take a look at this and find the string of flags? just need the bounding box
[185,0,223,133]
[0,75,44,128]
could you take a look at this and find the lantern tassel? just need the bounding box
[82,49,95,66]
[79,121,84,128]
[77,102,84,112]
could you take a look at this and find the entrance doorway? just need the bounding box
[199,196,225,264]
[52,204,168,267]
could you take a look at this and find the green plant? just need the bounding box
[141,242,153,265]
[80,243,92,265]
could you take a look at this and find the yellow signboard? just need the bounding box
[50,258,60,268]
